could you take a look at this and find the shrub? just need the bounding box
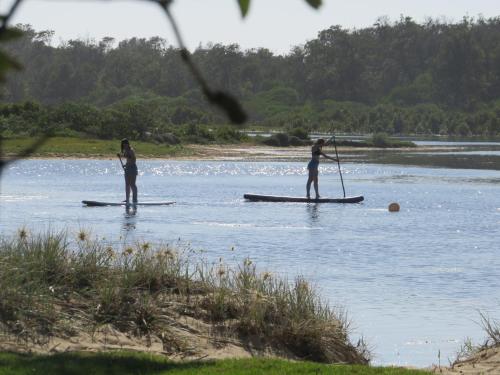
[262,133,290,147]
[153,133,180,145]
[370,133,391,148]
[288,127,310,140]
[214,125,247,143]
[288,135,311,146]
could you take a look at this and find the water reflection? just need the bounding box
[122,206,137,235]
[125,204,137,216]
[306,203,320,224]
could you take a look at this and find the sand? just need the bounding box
[0,315,269,361]
[431,346,500,374]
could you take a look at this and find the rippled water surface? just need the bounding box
[1,159,500,367]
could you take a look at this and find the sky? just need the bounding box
[4,0,500,54]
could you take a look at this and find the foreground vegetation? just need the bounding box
[0,230,367,364]
[0,352,431,375]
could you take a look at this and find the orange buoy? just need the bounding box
[388,202,400,212]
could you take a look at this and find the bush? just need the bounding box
[288,127,310,140]
[153,133,180,145]
[179,124,215,144]
[370,133,391,148]
[214,125,247,143]
[288,135,311,146]
[262,133,289,147]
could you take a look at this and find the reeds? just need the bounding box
[452,313,500,367]
[0,229,368,364]
[479,312,500,347]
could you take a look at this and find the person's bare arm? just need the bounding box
[128,149,137,164]
[321,152,338,162]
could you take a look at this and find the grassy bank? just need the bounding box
[0,137,192,158]
[0,230,366,364]
[0,352,431,375]
[0,133,416,160]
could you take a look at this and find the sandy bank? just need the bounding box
[0,318,258,361]
[432,346,500,374]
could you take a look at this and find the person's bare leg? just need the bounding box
[130,174,138,203]
[125,175,131,203]
[306,173,313,199]
[314,176,319,199]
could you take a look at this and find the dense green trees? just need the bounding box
[2,16,500,138]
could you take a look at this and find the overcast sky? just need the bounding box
[5,0,500,54]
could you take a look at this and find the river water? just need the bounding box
[1,156,500,367]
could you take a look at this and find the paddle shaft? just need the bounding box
[117,154,125,170]
[331,136,346,198]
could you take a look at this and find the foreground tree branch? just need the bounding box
[0,0,322,179]
[157,0,247,124]
[0,0,50,180]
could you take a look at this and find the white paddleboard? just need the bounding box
[82,200,175,207]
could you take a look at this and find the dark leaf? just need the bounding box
[0,27,23,42]
[0,50,22,82]
[305,0,322,9]
[207,90,247,125]
[0,27,23,81]
[237,0,250,17]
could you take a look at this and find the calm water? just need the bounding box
[1,159,500,367]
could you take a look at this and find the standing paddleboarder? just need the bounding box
[306,138,337,200]
[117,138,138,204]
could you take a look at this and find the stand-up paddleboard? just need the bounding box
[82,200,175,207]
[244,194,363,204]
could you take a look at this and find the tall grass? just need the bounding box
[0,230,368,364]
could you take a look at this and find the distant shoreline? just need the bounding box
[2,137,500,170]
[0,136,436,161]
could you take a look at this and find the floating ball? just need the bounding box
[388,202,400,212]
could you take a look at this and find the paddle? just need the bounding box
[327,135,346,198]
[116,153,125,170]
[117,153,128,204]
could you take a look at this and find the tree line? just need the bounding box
[1,16,500,139]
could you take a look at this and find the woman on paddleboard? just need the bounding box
[306,138,337,200]
[118,138,138,204]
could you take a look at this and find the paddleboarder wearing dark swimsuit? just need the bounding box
[306,138,337,200]
[118,139,138,204]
